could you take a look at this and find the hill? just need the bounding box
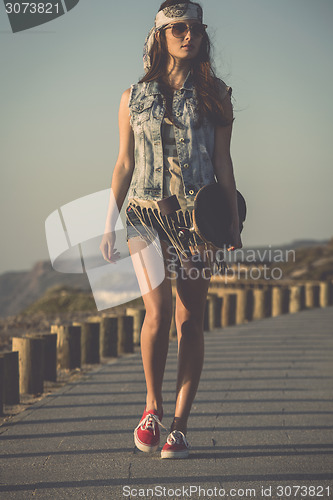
[0,261,91,317]
[274,238,333,280]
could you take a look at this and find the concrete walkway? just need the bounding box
[1,308,333,500]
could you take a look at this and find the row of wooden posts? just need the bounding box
[205,279,333,330]
[0,279,332,416]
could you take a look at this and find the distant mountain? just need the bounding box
[241,238,331,254]
[286,239,331,249]
[274,238,333,281]
[0,261,91,317]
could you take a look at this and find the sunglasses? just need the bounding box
[164,22,207,38]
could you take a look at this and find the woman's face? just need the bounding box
[163,19,204,62]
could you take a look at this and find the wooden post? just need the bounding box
[235,288,246,325]
[253,289,264,320]
[57,325,81,369]
[221,293,237,327]
[272,286,289,316]
[0,357,3,416]
[117,315,134,354]
[12,337,44,395]
[289,285,305,313]
[100,316,118,357]
[0,351,20,405]
[35,334,57,382]
[126,308,145,345]
[272,286,282,317]
[305,282,320,309]
[236,288,253,324]
[319,281,330,308]
[215,297,222,328]
[81,322,100,364]
[206,294,219,330]
[252,289,271,320]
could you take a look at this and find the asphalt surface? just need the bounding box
[1,307,333,500]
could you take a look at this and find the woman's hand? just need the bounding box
[227,221,242,251]
[99,232,120,263]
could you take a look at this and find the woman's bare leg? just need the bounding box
[172,262,211,434]
[128,237,173,415]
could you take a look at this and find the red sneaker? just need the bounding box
[134,408,165,453]
[161,430,190,459]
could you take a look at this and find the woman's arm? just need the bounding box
[213,93,242,249]
[100,88,135,262]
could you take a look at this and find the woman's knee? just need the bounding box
[144,306,173,332]
[175,313,204,339]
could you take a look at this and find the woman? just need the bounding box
[100,0,242,459]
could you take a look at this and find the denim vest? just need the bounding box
[128,72,219,201]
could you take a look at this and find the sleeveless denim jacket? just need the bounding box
[128,72,228,201]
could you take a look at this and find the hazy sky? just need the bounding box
[1,0,333,274]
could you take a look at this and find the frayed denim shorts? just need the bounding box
[125,203,226,275]
[125,204,172,244]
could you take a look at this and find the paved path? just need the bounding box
[1,308,333,500]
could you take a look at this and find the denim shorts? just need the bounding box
[125,204,172,244]
[125,203,206,254]
[125,204,226,275]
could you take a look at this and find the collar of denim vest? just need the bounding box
[145,70,194,96]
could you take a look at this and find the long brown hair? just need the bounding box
[139,0,232,127]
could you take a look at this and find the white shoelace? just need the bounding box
[167,430,190,448]
[134,413,168,436]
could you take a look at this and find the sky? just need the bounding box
[1,0,333,275]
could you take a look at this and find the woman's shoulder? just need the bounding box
[119,84,142,109]
[121,88,132,100]
[118,88,132,111]
[123,82,149,107]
